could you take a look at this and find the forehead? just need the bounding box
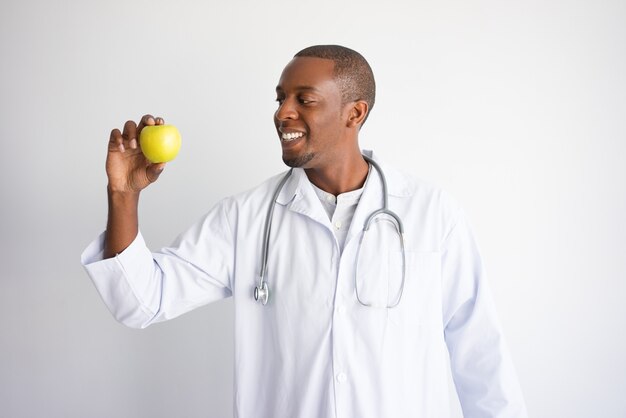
[276,56,338,93]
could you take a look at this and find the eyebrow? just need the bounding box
[275,85,320,93]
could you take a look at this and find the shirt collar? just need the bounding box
[275,150,413,206]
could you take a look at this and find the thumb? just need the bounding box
[146,163,166,183]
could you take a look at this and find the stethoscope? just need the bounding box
[254,155,406,308]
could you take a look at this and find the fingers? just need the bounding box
[109,114,164,153]
[122,120,138,150]
[137,114,155,133]
[146,162,166,183]
[111,119,140,153]
[137,114,165,136]
[109,128,124,152]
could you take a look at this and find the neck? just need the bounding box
[304,151,369,196]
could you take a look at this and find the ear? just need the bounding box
[346,100,369,128]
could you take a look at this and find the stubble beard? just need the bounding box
[282,152,315,168]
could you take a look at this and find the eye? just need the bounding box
[275,97,285,105]
[299,97,315,105]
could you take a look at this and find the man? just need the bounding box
[82,45,527,417]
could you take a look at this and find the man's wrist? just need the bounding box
[107,185,140,205]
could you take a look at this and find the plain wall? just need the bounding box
[1,0,625,417]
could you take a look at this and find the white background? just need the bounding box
[1,0,625,417]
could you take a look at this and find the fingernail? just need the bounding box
[130,138,137,149]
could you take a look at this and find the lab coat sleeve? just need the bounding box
[80,200,234,329]
[441,209,527,417]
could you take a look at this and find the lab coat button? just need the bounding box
[336,372,347,383]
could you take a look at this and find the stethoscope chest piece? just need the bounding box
[254,281,269,305]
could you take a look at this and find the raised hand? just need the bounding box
[106,114,166,194]
[103,114,166,258]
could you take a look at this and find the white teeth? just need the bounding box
[281,132,304,141]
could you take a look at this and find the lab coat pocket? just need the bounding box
[355,220,408,308]
[387,251,442,327]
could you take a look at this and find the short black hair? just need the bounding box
[294,45,376,124]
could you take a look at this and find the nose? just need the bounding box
[275,98,298,122]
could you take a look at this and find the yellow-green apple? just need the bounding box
[139,125,182,163]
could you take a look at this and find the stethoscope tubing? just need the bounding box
[256,168,293,305]
[255,155,406,308]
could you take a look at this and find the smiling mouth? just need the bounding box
[281,132,305,142]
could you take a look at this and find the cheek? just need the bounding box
[319,113,345,133]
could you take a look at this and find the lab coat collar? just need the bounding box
[274,150,413,232]
[275,150,412,204]
[344,150,413,246]
[360,150,412,198]
[275,166,329,227]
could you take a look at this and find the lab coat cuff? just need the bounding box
[80,231,156,328]
[80,231,147,265]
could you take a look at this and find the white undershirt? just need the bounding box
[309,165,371,252]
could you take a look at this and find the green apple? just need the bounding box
[139,124,182,163]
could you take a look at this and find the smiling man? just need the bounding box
[82,45,527,417]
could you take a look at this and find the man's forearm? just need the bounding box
[104,187,140,259]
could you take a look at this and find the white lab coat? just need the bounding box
[81,151,527,417]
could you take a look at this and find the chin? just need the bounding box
[282,152,315,168]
